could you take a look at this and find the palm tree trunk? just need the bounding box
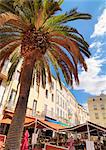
[5,56,36,150]
[0,79,2,85]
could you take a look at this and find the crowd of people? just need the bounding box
[0,131,106,150]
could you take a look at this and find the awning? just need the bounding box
[0,110,65,131]
[0,118,11,124]
[0,110,35,126]
[26,119,65,131]
[59,121,106,136]
[37,119,65,131]
[45,118,69,127]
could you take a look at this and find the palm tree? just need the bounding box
[0,0,91,149]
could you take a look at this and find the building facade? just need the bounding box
[88,94,106,127]
[77,104,90,124]
[0,60,89,126]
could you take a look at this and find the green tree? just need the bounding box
[0,0,91,149]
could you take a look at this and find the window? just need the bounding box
[103,113,106,119]
[15,71,20,81]
[63,112,65,118]
[51,94,54,102]
[65,113,67,119]
[51,108,54,116]
[65,103,67,110]
[93,105,97,110]
[9,90,16,105]
[57,95,59,104]
[0,85,5,105]
[60,109,62,117]
[93,98,95,101]
[57,107,59,116]
[95,113,99,119]
[46,90,48,98]
[51,82,54,89]
[44,104,48,114]
[101,104,105,110]
[60,98,62,106]
[68,109,71,115]
[63,100,64,108]
[60,98,62,107]
[32,100,37,116]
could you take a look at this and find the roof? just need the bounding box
[59,121,106,135]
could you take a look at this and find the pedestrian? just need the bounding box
[67,136,75,150]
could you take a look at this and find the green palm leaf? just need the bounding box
[8,51,21,82]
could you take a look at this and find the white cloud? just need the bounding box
[91,8,106,37]
[90,41,103,49]
[90,41,104,53]
[74,56,106,95]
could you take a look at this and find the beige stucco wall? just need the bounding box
[88,94,106,127]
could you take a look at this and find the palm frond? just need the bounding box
[43,8,91,28]
[48,25,84,38]
[0,56,8,72]
[58,60,73,86]
[33,0,43,13]
[0,41,21,61]
[51,34,87,70]
[51,43,77,75]
[50,46,79,84]
[58,0,64,6]
[3,21,27,32]
[8,53,21,82]
[0,12,18,26]
[47,51,62,89]
[0,0,15,14]
[43,56,52,85]
[41,61,46,89]
[0,24,23,33]
[49,33,90,71]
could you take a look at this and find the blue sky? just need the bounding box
[58,0,106,105]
